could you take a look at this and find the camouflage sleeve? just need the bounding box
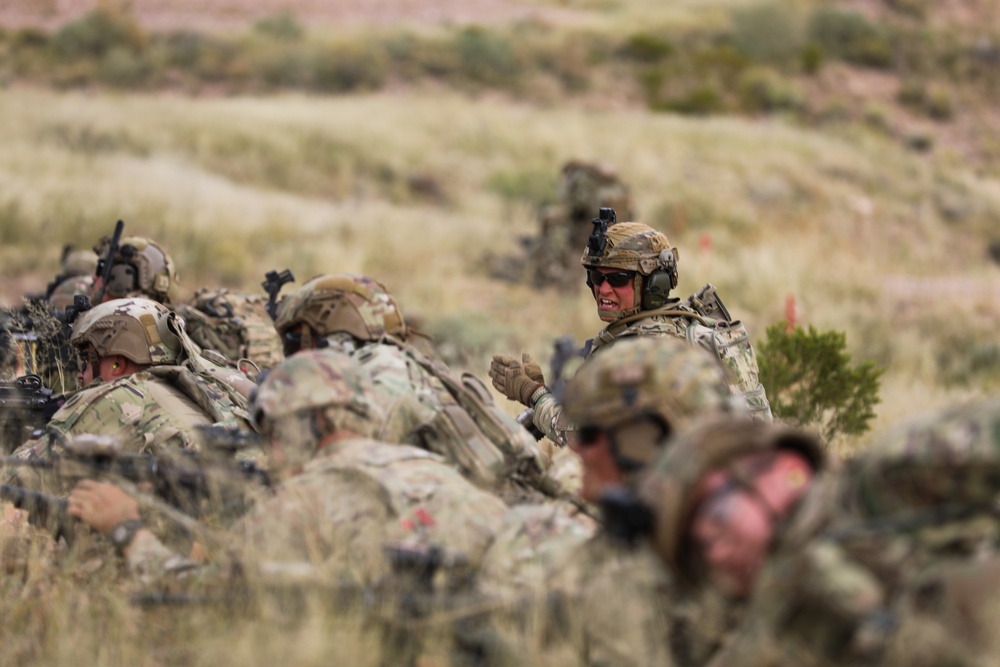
[67,381,203,454]
[532,392,572,446]
[125,530,201,584]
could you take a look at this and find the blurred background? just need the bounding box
[1,0,999,449]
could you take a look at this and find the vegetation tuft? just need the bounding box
[757,323,884,445]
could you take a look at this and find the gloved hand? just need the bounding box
[490,353,545,407]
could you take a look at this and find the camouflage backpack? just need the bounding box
[382,335,550,493]
[176,288,284,371]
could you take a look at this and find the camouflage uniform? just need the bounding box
[274,274,554,503]
[643,399,1000,667]
[529,161,635,291]
[10,299,254,475]
[478,338,743,666]
[93,233,282,371]
[530,221,771,446]
[122,350,509,591]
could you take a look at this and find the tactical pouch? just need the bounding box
[177,289,284,370]
[687,319,773,423]
[420,404,503,490]
[386,337,545,479]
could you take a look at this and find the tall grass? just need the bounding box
[0,87,998,435]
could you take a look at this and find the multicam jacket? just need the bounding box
[18,370,215,456]
[478,520,675,667]
[698,398,1000,667]
[534,290,772,446]
[123,438,509,586]
[325,333,553,502]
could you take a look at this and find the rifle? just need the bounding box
[0,442,272,519]
[0,375,63,453]
[0,483,74,542]
[195,424,266,455]
[261,269,295,321]
[92,219,125,305]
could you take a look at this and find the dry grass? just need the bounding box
[1,87,999,435]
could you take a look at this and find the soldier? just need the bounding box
[490,216,771,447]
[477,336,744,666]
[529,161,635,291]
[273,273,552,502]
[640,398,1000,667]
[68,349,510,592]
[10,298,254,466]
[46,245,98,310]
[91,232,283,370]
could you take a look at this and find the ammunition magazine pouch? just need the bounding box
[384,336,546,489]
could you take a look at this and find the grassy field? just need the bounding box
[0,2,999,663]
[1,85,998,447]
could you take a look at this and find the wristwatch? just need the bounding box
[110,518,144,554]
[530,385,549,406]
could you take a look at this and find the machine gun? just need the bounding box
[0,375,63,453]
[261,269,295,321]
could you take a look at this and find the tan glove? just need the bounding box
[521,353,545,386]
[490,353,545,407]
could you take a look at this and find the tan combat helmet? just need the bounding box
[274,274,407,353]
[93,235,180,304]
[581,220,680,313]
[70,297,182,366]
[251,349,385,466]
[564,336,740,482]
[559,160,635,222]
[639,417,825,586]
[61,246,99,278]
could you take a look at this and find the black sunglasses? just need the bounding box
[588,269,633,288]
[575,425,606,447]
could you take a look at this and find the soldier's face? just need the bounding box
[569,427,623,503]
[590,268,636,322]
[690,478,773,599]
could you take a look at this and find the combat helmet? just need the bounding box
[581,218,680,313]
[559,160,634,222]
[639,417,825,586]
[841,397,1000,520]
[252,349,385,465]
[61,246,99,278]
[93,235,180,304]
[564,336,739,479]
[274,274,407,354]
[70,297,182,366]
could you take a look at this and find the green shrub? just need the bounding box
[800,43,824,74]
[253,12,304,41]
[730,3,804,63]
[452,27,519,87]
[897,79,953,121]
[11,27,48,50]
[757,323,883,442]
[738,66,804,113]
[309,41,389,92]
[659,85,725,116]
[52,9,146,59]
[807,8,894,69]
[100,46,154,88]
[621,32,674,62]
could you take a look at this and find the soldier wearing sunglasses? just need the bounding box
[490,211,771,448]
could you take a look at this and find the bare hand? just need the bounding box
[67,480,140,536]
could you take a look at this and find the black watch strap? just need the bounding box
[109,518,144,553]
